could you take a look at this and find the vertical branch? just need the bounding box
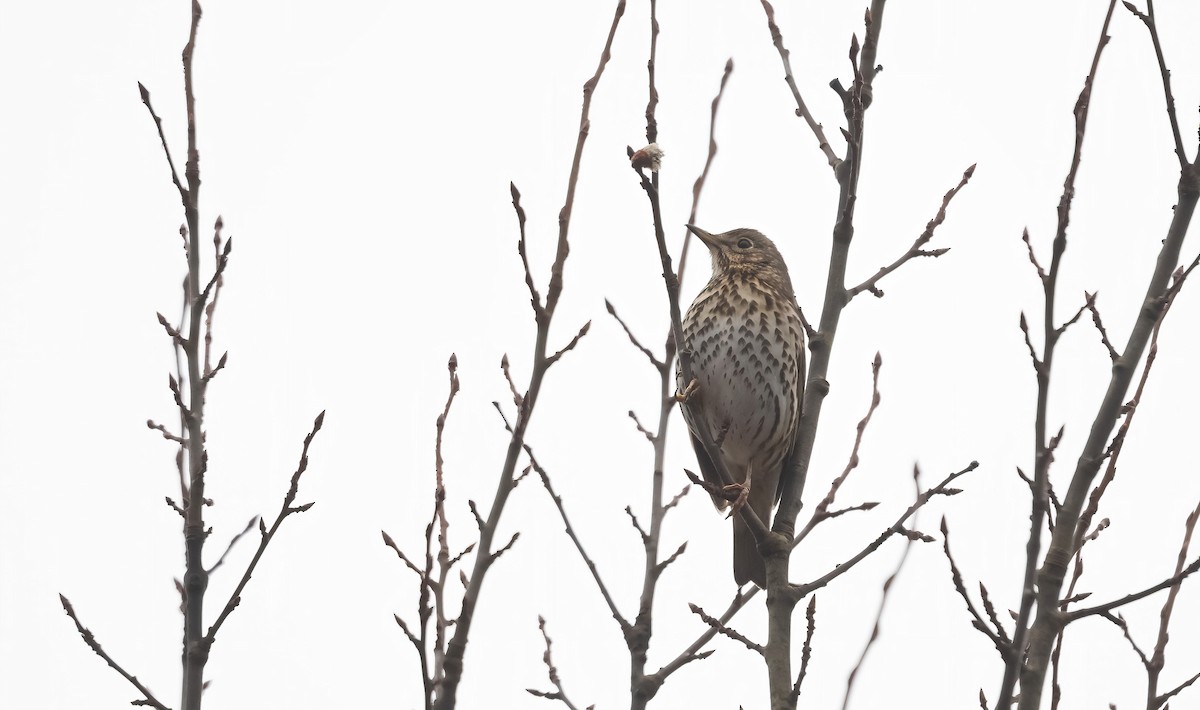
[432,4,626,707]
[631,10,736,709]
[432,356,461,694]
[630,1,666,703]
[644,0,658,146]
[176,3,210,708]
[676,58,733,281]
[1146,501,1200,708]
[67,4,325,709]
[773,0,887,540]
[840,466,920,710]
[997,4,1119,707]
[755,5,913,709]
[1018,9,1200,709]
[1123,1,1191,170]
[626,27,735,710]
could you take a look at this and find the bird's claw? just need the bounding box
[724,465,752,518]
[675,378,699,403]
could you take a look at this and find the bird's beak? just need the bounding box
[686,224,718,250]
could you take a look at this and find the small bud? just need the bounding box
[630,143,665,172]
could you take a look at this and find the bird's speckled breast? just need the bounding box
[680,273,804,471]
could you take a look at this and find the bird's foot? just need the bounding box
[674,378,699,403]
[723,471,752,518]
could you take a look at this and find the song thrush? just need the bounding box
[680,225,805,588]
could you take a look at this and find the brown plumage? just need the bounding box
[679,225,805,588]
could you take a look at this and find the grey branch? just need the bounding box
[688,603,764,656]
[60,595,171,710]
[847,164,975,299]
[526,616,587,710]
[759,0,841,171]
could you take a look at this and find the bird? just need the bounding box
[679,225,805,588]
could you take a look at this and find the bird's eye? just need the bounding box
[737,238,752,249]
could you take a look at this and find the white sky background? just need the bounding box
[2,1,1200,708]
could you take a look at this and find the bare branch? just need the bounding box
[605,299,663,369]
[382,530,428,580]
[662,484,690,514]
[940,517,1008,657]
[60,595,171,710]
[979,582,1012,646]
[652,587,756,682]
[796,354,882,545]
[1147,499,1200,707]
[534,458,630,632]
[688,603,764,656]
[1122,1,1191,169]
[546,320,591,366]
[1104,612,1151,668]
[793,462,979,601]
[1019,312,1042,374]
[791,596,817,702]
[842,467,922,710]
[678,57,734,281]
[205,411,325,644]
[1053,296,1089,337]
[1065,556,1200,622]
[147,419,187,445]
[627,410,656,443]
[526,616,585,710]
[655,541,687,577]
[137,82,186,202]
[1084,292,1119,361]
[510,182,542,318]
[847,164,975,299]
[1157,670,1200,708]
[501,354,523,409]
[1001,5,1127,678]
[205,516,259,575]
[490,532,520,563]
[625,506,649,543]
[759,0,841,171]
[1022,228,1048,282]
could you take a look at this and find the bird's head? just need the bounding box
[686,225,796,297]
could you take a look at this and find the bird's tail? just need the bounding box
[732,513,766,588]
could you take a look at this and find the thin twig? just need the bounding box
[1122,1,1191,170]
[434,11,626,701]
[688,603,764,656]
[942,517,1009,657]
[605,299,663,370]
[759,0,841,171]
[1147,500,1200,708]
[529,439,630,633]
[792,462,978,602]
[847,164,975,299]
[791,596,817,702]
[795,354,882,547]
[205,516,259,575]
[137,83,186,201]
[147,419,187,445]
[650,587,755,682]
[1004,3,1121,706]
[841,467,922,710]
[526,616,585,710]
[677,57,734,281]
[1084,292,1119,361]
[60,595,171,710]
[1065,556,1200,622]
[204,412,324,644]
